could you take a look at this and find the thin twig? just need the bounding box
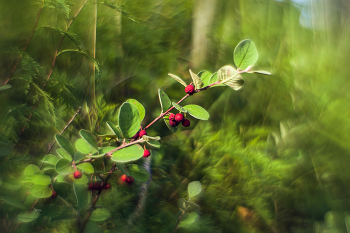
[172,211,185,233]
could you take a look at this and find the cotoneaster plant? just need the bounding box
[5,40,270,232]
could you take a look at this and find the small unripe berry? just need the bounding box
[169,113,175,121]
[121,174,128,182]
[104,183,111,189]
[182,119,191,127]
[185,84,195,95]
[175,113,184,122]
[139,130,147,138]
[143,149,151,157]
[74,170,82,179]
[51,191,57,199]
[169,119,178,127]
[127,176,134,184]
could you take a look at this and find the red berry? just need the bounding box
[127,176,134,184]
[143,149,151,157]
[169,119,178,127]
[185,84,195,95]
[182,119,190,127]
[121,174,128,182]
[139,130,147,138]
[88,183,94,190]
[74,170,82,179]
[175,113,184,122]
[104,183,111,189]
[51,191,57,199]
[89,182,102,190]
[169,113,175,121]
[132,131,140,139]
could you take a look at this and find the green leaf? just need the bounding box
[18,211,40,222]
[127,99,146,122]
[197,71,212,87]
[172,102,187,113]
[208,72,224,87]
[74,151,86,162]
[188,181,202,198]
[106,121,123,138]
[111,144,143,163]
[158,89,172,113]
[116,163,129,176]
[1,196,26,209]
[30,185,53,198]
[142,135,161,141]
[56,174,68,183]
[79,130,98,151]
[32,174,51,185]
[74,174,89,185]
[145,140,161,148]
[189,69,204,89]
[177,198,200,213]
[55,134,75,157]
[118,102,141,138]
[41,154,59,165]
[73,183,90,210]
[75,138,98,155]
[90,208,111,222]
[76,163,94,174]
[217,65,244,90]
[57,148,73,161]
[163,116,178,132]
[168,73,187,87]
[252,70,271,75]
[96,146,117,158]
[24,164,40,177]
[55,158,74,174]
[128,164,150,182]
[179,212,199,227]
[233,39,258,70]
[183,105,209,120]
[2,176,21,190]
[0,84,12,91]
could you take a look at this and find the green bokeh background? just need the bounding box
[1,0,350,232]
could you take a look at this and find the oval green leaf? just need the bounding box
[233,39,258,70]
[74,151,86,162]
[55,158,74,174]
[96,146,117,158]
[73,174,89,185]
[90,208,111,222]
[217,66,244,91]
[145,140,161,148]
[73,183,91,210]
[183,105,209,120]
[188,181,202,198]
[111,144,143,163]
[18,211,40,222]
[57,148,73,161]
[168,73,187,87]
[30,184,53,198]
[128,164,150,182]
[79,130,98,151]
[189,69,203,89]
[55,134,75,157]
[76,163,94,174]
[197,71,212,87]
[41,154,59,165]
[24,164,40,177]
[0,84,12,91]
[32,174,51,185]
[75,138,98,155]
[127,99,146,122]
[106,121,123,138]
[172,102,187,113]
[118,102,141,139]
[179,212,199,227]
[252,70,271,75]
[158,89,172,113]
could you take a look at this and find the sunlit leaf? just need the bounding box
[233,39,258,70]
[118,102,141,138]
[106,121,123,138]
[57,148,73,161]
[41,154,59,165]
[30,185,53,198]
[188,181,202,198]
[183,105,209,120]
[217,65,244,90]
[252,70,271,75]
[32,174,51,185]
[24,164,40,177]
[179,212,199,227]
[18,211,40,222]
[79,130,98,151]
[75,138,98,155]
[111,144,143,163]
[172,102,187,113]
[189,69,204,89]
[145,140,161,148]
[158,89,172,113]
[197,70,212,87]
[55,134,75,157]
[168,73,187,87]
[127,99,146,122]
[76,163,94,174]
[73,174,89,185]
[55,158,74,174]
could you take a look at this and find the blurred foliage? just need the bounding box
[1,0,350,232]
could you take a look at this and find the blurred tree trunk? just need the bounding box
[191,0,218,69]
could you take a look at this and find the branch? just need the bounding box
[172,211,185,233]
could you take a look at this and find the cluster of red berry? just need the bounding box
[121,174,134,184]
[169,113,190,127]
